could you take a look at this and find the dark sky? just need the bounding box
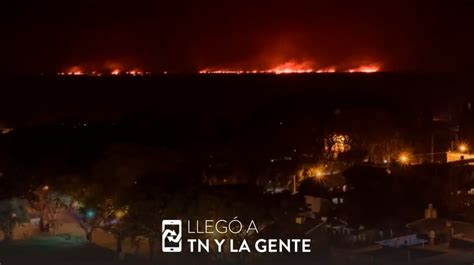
[3,0,474,74]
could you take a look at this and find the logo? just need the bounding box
[161,220,182,252]
[160,218,312,254]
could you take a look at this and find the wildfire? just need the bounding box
[55,61,382,76]
[199,69,246,74]
[125,69,144,76]
[268,61,314,74]
[111,69,121,75]
[57,66,84,76]
[347,64,380,73]
[90,71,102,76]
[57,67,151,76]
[316,67,336,73]
[199,61,380,74]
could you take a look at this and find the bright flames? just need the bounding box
[56,61,381,76]
[111,69,121,75]
[347,64,380,73]
[268,61,315,74]
[57,66,84,76]
[125,69,144,76]
[57,67,151,76]
[199,61,380,74]
[316,67,336,73]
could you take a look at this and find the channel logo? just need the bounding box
[161,220,182,252]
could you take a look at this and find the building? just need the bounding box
[446,151,474,165]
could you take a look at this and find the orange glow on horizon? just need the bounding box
[56,61,381,76]
[57,66,151,76]
[111,69,121,75]
[199,61,381,74]
[316,67,336,73]
[347,64,380,73]
[268,61,314,74]
[126,69,144,76]
[63,66,84,75]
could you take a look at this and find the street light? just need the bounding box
[398,153,410,165]
[85,209,96,220]
[115,210,127,219]
[309,166,325,181]
[458,143,468,153]
[315,169,324,180]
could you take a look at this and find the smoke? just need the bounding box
[4,0,474,74]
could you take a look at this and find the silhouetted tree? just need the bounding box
[0,198,29,241]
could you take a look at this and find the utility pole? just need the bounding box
[293,175,297,194]
[431,133,434,163]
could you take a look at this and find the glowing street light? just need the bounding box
[115,210,127,219]
[311,167,325,181]
[398,153,411,165]
[85,209,96,220]
[458,143,468,153]
[315,170,323,179]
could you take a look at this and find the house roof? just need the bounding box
[407,218,474,239]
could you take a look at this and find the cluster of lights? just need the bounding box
[396,143,470,165]
[35,182,127,225]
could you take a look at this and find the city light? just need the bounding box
[115,210,127,219]
[398,153,411,165]
[314,169,324,180]
[85,209,96,220]
[308,166,325,181]
[458,143,468,153]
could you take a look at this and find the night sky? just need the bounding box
[4,0,474,74]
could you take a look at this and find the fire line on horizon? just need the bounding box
[199,62,381,74]
[56,61,381,76]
